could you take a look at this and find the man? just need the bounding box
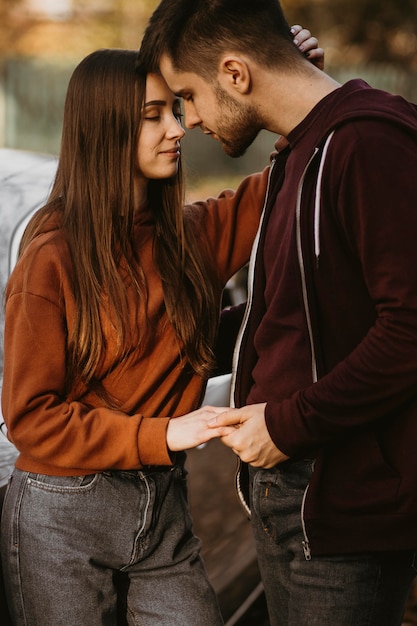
[139,1,417,624]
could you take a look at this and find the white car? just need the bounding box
[0,148,58,489]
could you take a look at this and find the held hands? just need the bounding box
[168,403,290,469]
[208,403,290,469]
[166,405,235,451]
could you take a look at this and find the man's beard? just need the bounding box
[214,84,263,158]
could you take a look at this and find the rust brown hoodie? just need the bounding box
[2,170,269,475]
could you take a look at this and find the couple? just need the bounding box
[3,1,417,626]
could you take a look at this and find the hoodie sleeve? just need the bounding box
[186,166,271,286]
[2,240,172,474]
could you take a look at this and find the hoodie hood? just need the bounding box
[289,79,417,152]
[287,78,417,269]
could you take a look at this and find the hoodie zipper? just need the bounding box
[229,159,276,408]
[230,159,276,517]
[301,483,312,560]
[296,149,320,561]
[296,148,319,386]
[296,134,335,560]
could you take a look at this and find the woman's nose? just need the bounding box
[167,117,186,139]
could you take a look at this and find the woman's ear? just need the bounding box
[217,55,252,95]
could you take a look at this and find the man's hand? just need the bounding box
[209,403,290,468]
[291,25,324,70]
[166,405,234,451]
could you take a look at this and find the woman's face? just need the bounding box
[136,73,185,181]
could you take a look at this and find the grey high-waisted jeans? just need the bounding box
[1,465,223,626]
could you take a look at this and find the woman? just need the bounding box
[1,30,322,626]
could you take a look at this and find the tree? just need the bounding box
[283,0,417,69]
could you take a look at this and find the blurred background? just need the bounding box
[1,0,417,196]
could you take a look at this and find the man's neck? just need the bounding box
[255,64,341,137]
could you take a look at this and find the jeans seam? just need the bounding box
[121,472,152,570]
[11,471,30,625]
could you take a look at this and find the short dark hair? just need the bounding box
[138,0,303,80]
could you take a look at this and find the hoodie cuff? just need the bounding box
[137,417,173,466]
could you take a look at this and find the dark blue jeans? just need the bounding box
[1,466,223,626]
[249,460,417,626]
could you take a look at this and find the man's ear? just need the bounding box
[217,55,252,94]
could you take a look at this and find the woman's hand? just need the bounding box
[166,405,234,451]
[291,24,325,71]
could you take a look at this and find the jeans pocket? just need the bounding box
[251,462,312,545]
[27,472,100,494]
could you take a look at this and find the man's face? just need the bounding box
[160,54,263,157]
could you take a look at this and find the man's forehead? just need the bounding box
[159,54,203,95]
[159,53,175,73]
[160,54,183,81]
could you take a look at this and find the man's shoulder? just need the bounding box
[323,79,417,138]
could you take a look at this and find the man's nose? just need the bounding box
[183,102,201,129]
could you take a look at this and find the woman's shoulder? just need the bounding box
[7,226,71,302]
[21,225,69,268]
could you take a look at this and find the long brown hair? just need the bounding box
[20,49,219,402]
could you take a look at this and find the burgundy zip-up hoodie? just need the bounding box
[234,79,417,555]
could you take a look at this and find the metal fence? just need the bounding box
[1,57,73,154]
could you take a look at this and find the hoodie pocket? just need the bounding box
[313,429,401,516]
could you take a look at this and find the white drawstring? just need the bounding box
[314,130,335,265]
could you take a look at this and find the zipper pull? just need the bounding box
[302,540,312,561]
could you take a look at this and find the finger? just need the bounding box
[290,24,303,37]
[298,36,318,53]
[304,47,325,71]
[203,425,236,441]
[219,428,239,446]
[208,409,241,428]
[293,29,313,46]
[305,47,325,59]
